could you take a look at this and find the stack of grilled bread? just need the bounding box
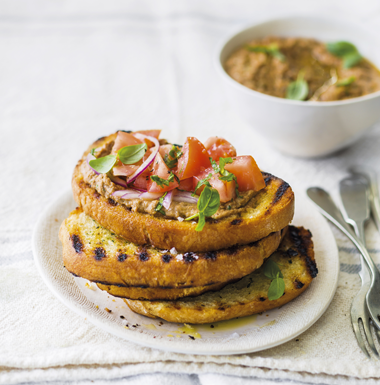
[60,132,318,324]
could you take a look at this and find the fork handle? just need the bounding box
[350,166,380,233]
[307,188,379,279]
[349,219,371,284]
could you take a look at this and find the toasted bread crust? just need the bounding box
[60,208,285,291]
[125,226,317,323]
[72,134,294,252]
[96,281,230,301]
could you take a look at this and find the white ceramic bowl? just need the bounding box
[215,16,380,158]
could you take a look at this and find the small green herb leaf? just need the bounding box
[89,155,117,174]
[193,173,212,196]
[336,76,356,87]
[195,213,206,231]
[210,158,219,173]
[150,173,175,188]
[326,41,357,57]
[155,192,167,215]
[343,52,362,69]
[163,145,183,169]
[90,148,96,156]
[202,188,220,217]
[246,43,285,62]
[326,41,362,69]
[118,143,147,165]
[268,276,285,300]
[286,71,309,101]
[264,259,283,280]
[186,185,221,231]
[219,157,233,174]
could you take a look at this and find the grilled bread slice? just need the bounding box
[96,282,229,301]
[72,133,294,252]
[60,208,285,298]
[125,226,317,324]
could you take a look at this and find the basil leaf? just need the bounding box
[326,41,357,57]
[343,52,362,69]
[264,259,283,280]
[246,44,285,62]
[155,192,167,214]
[193,173,212,196]
[286,72,308,101]
[187,185,221,231]
[336,76,356,87]
[195,213,206,232]
[89,155,117,174]
[210,158,220,173]
[197,185,213,212]
[203,188,220,217]
[150,173,175,188]
[164,145,183,169]
[268,276,285,301]
[118,143,147,165]
[219,173,235,182]
[219,157,233,175]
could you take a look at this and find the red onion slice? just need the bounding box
[87,153,99,175]
[173,191,198,204]
[108,174,128,188]
[126,134,160,184]
[112,189,141,199]
[163,190,174,209]
[139,191,163,200]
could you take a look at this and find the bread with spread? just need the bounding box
[60,130,316,324]
[72,131,294,252]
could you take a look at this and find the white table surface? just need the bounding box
[2,1,380,384]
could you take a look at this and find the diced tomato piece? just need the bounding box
[134,129,161,139]
[193,167,236,203]
[178,177,194,192]
[176,137,211,180]
[224,156,265,192]
[133,130,161,148]
[158,144,172,159]
[133,174,149,190]
[147,153,179,193]
[204,137,237,161]
[112,132,142,154]
[113,163,139,176]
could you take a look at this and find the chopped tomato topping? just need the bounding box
[176,137,211,180]
[158,144,172,159]
[112,132,142,154]
[133,174,149,190]
[113,164,139,176]
[178,177,194,192]
[204,137,237,161]
[133,130,161,147]
[193,167,236,203]
[134,129,161,139]
[224,156,265,192]
[147,153,179,193]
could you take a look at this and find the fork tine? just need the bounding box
[363,318,380,358]
[352,318,371,359]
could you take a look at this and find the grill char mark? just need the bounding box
[272,181,290,204]
[71,234,83,253]
[94,247,106,260]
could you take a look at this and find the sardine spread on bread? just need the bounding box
[60,130,316,324]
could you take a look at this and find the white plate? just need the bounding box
[32,190,339,355]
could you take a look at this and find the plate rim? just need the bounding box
[32,190,339,356]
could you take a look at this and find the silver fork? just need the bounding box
[340,175,379,359]
[307,188,380,333]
